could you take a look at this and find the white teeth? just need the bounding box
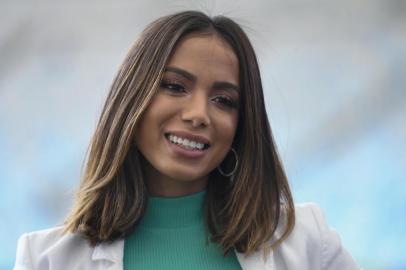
[167,134,205,150]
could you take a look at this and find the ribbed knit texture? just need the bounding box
[123,189,242,269]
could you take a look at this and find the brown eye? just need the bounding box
[212,95,237,108]
[160,79,186,93]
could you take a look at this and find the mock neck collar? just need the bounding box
[138,189,206,229]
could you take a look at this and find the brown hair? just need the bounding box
[64,10,295,259]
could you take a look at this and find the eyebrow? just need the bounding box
[164,66,240,93]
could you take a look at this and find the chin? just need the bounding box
[166,169,209,182]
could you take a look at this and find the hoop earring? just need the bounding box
[217,147,238,177]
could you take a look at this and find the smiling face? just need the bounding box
[135,33,240,197]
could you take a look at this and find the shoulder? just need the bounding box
[292,202,331,241]
[17,226,87,252]
[13,226,97,270]
[272,203,360,270]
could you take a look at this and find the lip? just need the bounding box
[164,130,211,159]
[165,130,211,145]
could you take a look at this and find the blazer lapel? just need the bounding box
[235,248,274,270]
[92,239,124,270]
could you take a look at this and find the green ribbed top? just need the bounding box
[123,190,242,270]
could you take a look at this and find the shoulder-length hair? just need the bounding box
[64,10,295,259]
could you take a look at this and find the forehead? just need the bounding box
[165,32,239,83]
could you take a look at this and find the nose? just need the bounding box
[181,93,211,128]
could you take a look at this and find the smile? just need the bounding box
[165,133,210,151]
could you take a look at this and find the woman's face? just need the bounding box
[136,33,240,196]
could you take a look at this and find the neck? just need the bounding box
[147,178,208,197]
[138,189,207,229]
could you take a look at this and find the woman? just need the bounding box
[13,11,359,270]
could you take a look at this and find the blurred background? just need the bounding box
[1,0,405,269]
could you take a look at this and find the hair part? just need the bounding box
[64,10,295,260]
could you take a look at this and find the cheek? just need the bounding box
[214,113,239,146]
[136,98,178,147]
[134,117,149,151]
[135,108,159,148]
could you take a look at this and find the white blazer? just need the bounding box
[13,203,360,270]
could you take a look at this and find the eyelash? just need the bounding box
[212,96,237,108]
[160,79,186,93]
[160,79,238,109]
